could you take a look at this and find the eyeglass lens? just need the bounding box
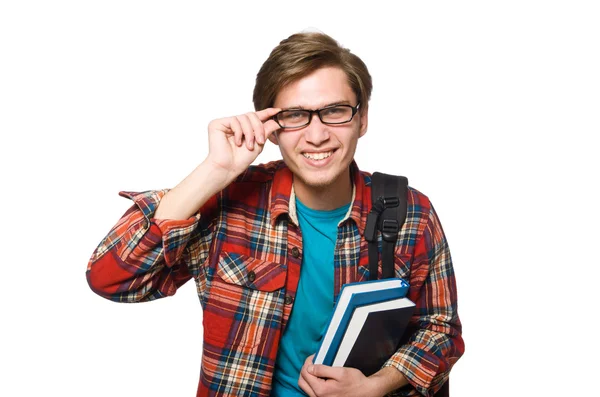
[277,106,354,128]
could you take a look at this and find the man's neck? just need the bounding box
[293,170,353,211]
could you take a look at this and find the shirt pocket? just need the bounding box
[215,251,286,292]
[203,251,286,351]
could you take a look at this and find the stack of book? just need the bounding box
[313,278,416,376]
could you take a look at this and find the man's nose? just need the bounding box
[304,113,330,145]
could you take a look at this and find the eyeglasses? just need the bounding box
[272,103,361,129]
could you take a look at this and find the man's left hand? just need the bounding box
[298,355,382,397]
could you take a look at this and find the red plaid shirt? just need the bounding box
[86,161,464,397]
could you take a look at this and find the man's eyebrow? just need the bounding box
[323,100,352,107]
[283,100,351,110]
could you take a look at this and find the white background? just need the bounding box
[1,1,599,396]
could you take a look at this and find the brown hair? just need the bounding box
[253,32,372,112]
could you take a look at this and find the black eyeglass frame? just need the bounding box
[271,103,361,129]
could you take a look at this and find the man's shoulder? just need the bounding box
[358,168,432,209]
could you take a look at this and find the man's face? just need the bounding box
[271,67,368,196]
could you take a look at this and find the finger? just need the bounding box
[302,373,326,396]
[309,363,344,381]
[255,107,282,122]
[301,361,326,393]
[263,119,281,141]
[229,116,244,147]
[246,112,265,145]
[303,354,316,369]
[298,374,317,397]
[235,114,255,150]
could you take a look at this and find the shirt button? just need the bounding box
[247,271,256,282]
[291,247,300,258]
[285,295,294,305]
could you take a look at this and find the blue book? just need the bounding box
[313,278,414,374]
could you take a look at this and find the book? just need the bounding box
[313,278,415,376]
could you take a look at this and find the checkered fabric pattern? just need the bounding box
[87,161,464,397]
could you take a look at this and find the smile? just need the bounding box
[302,151,334,161]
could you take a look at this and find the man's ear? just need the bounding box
[358,106,369,138]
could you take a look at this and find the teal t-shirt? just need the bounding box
[271,198,351,396]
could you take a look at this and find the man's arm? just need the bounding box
[383,203,464,396]
[154,108,281,220]
[86,189,204,302]
[298,201,463,397]
[298,356,408,397]
[86,108,281,301]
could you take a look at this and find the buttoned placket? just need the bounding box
[281,219,303,328]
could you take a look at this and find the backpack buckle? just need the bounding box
[381,219,399,242]
[381,196,399,208]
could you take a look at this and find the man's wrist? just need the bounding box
[367,366,409,396]
[365,375,388,397]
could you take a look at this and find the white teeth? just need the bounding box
[303,151,333,160]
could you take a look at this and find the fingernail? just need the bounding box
[308,365,314,374]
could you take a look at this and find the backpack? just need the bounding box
[366,172,450,397]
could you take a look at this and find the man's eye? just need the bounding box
[322,107,349,118]
[322,107,343,116]
[283,111,305,120]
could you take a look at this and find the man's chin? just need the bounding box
[294,169,340,190]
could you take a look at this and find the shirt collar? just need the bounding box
[269,161,369,235]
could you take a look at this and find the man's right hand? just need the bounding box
[205,107,282,184]
[154,108,282,220]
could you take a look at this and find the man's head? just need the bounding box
[253,32,372,113]
[253,32,372,208]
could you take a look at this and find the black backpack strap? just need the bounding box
[365,172,408,280]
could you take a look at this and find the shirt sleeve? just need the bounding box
[384,204,465,397]
[86,189,212,303]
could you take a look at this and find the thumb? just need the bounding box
[309,364,339,380]
[263,119,281,141]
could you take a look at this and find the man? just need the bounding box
[87,31,464,397]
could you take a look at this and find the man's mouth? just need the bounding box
[302,151,334,161]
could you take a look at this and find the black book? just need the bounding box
[313,279,415,376]
[340,299,415,376]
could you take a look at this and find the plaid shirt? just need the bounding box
[87,161,463,397]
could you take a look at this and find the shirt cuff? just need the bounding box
[119,190,202,267]
[383,340,442,397]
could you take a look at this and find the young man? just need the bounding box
[87,32,464,397]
